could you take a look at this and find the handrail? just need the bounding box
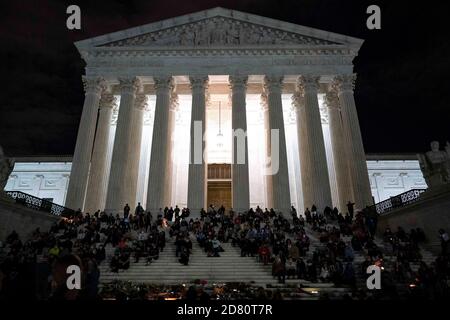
[366,189,426,215]
[5,191,75,217]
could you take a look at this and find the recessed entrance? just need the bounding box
[207,181,232,210]
[207,163,232,209]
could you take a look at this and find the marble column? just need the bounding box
[333,74,373,209]
[292,91,310,209]
[230,75,250,213]
[105,77,141,213]
[84,92,117,213]
[325,89,352,213]
[187,76,209,213]
[65,76,105,210]
[164,91,178,206]
[127,93,148,208]
[260,93,273,209]
[146,76,174,212]
[263,76,291,214]
[296,75,332,211]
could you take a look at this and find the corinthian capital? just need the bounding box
[118,77,142,95]
[170,91,179,111]
[154,76,174,93]
[333,74,357,93]
[297,75,320,93]
[189,76,209,92]
[260,92,269,112]
[263,75,284,93]
[82,76,106,95]
[324,90,340,110]
[291,91,304,109]
[229,75,248,92]
[134,94,148,110]
[99,93,118,110]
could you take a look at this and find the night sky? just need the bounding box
[0,0,449,157]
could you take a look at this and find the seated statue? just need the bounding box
[0,145,15,194]
[417,141,450,188]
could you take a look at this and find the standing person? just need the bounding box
[438,229,449,256]
[123,204,130,220]
[347,201,355,220]
[273,255,286,284]
[174,205,181,219]
[135,202,144,216]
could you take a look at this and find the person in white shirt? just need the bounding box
[439,229,449,255]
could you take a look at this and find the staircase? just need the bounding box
[98,230,352,299]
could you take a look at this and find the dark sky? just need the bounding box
[0,0,449,156]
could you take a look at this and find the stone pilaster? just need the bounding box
[325,89,352,213]
[65,76,105,210]
[229,75,250,213]
[333,74,373,209]
[146,76,174,212]
[296,75,332,211]
[187,76,209,213]
[263,75,291,214]
[127,93,148,208]
[105,77,141,213]
[84,93,116,213]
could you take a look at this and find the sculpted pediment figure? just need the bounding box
[418,141,450,188]
[102,16,338,48]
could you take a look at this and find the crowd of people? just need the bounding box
[0,200,449,300]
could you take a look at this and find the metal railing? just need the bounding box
[367,189,426,215]
[5,191,75,217]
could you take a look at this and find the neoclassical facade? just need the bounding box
[63,8,380,214]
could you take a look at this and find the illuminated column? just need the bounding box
[325,89,352,212]
[260,92,273,209]
[230,75,250,213]
[296,75,332,211]
[84,92,116,213]
[263,75,291,214]
[105,77,141,213]
[127,93,148,208]
[333,74,373,209]
[65,76,105,210]
[146,76,174,212]
[164,90,178,206]
[187,76,209,213]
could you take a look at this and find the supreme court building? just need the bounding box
[52,8,418,215]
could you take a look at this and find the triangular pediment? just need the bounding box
[75,7,363,50]
[102,16,338,47]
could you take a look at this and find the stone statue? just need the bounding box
[417,141,450,188]
[0,145,15,193]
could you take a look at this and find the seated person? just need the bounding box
[258,243,271,265]
[118,252,130,270]
[133,241,146,263]
[146,244,159,265]
[179,246,190,265]
[110,252,120,273]
[286,258,297,279]
[211,238,223,257]
[196,231,206,248]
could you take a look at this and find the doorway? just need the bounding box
[207,181,232,210]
